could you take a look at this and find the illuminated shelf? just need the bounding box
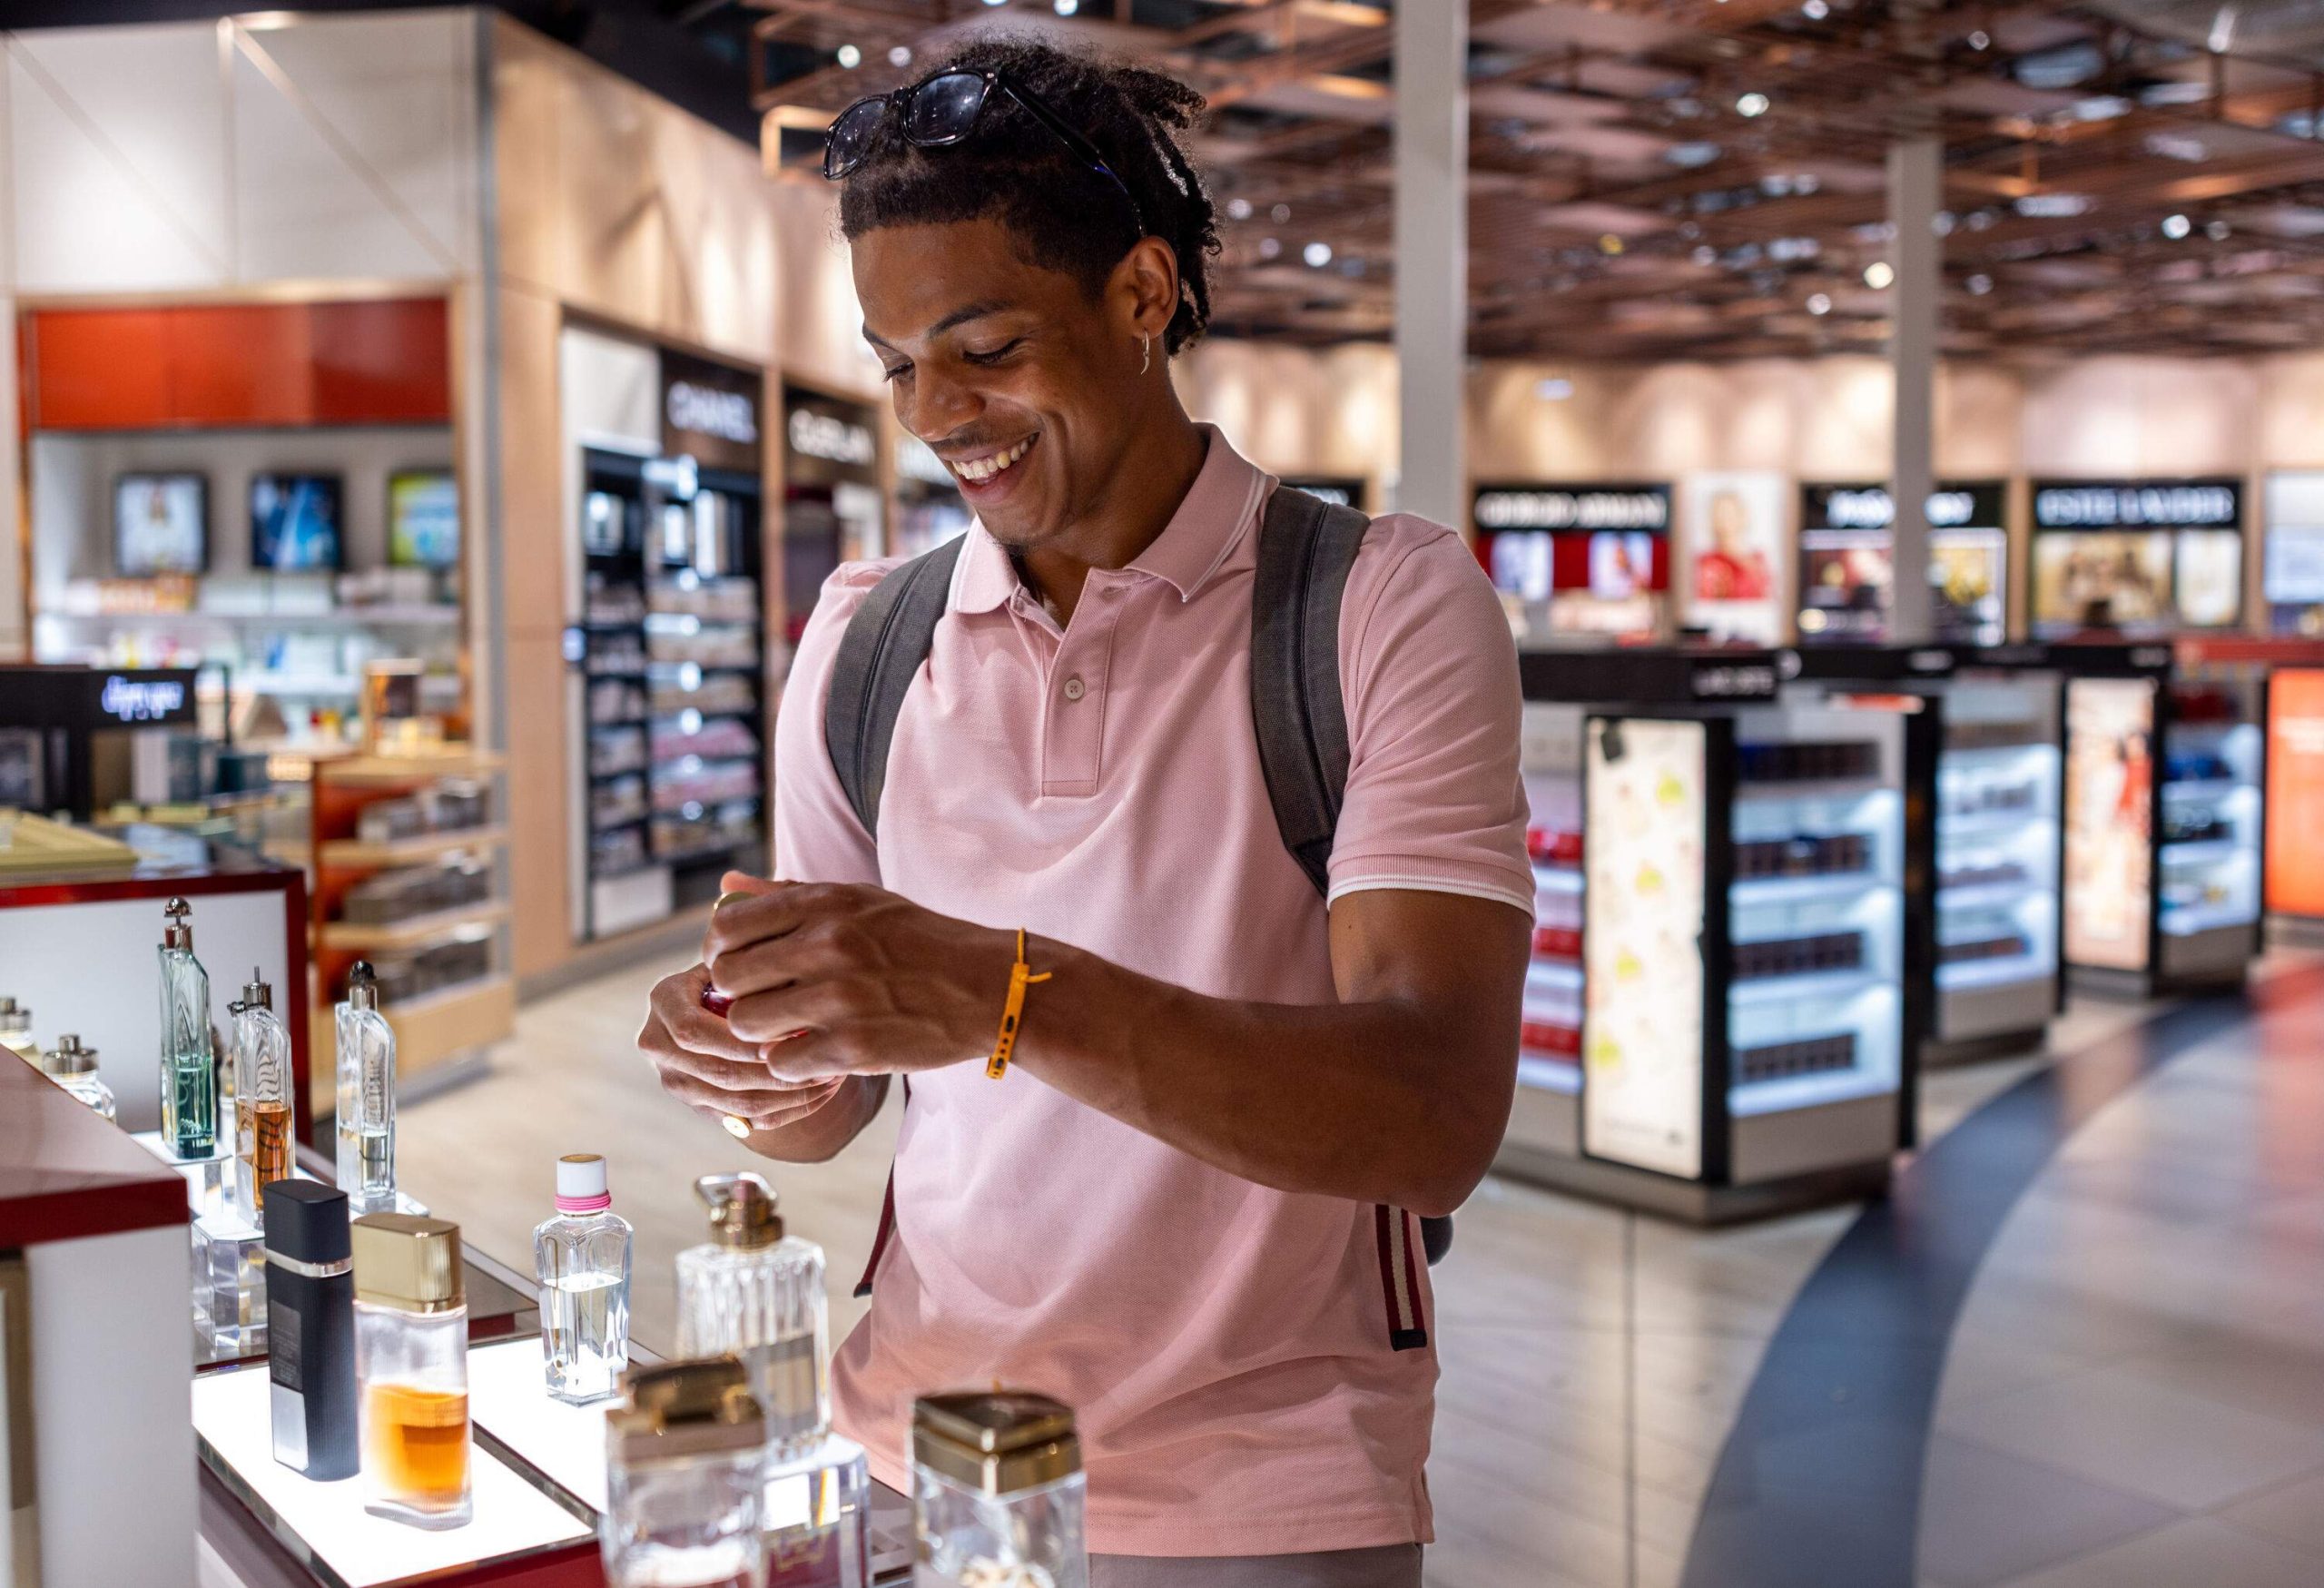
[1533,864,1583,893]
[1938,878,2048,912]
[2162,778,2241,800]
[1937,951,2055,990]
[1515,1055,1581,1094]
[320,902,507,952]
[1730,871,1881,907]
[2162,901,2261,936]
[320,825,506,869]
[1728,967,1893,1006]
[1729,1065,1896,1118]
[1735,775,1890,803]
[1941,808,2048,838]
[2161,838,2248,863]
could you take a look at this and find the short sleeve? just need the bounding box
[1327,518,1534,916]
[770,561,900,886]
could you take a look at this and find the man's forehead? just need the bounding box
[853,220,1070,340]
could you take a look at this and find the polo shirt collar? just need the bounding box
[949,424,1266,615]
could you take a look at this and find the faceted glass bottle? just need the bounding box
[911,1392,1087,1588]
[534,1153,634,1406]
[43,1035,115,1120]
[159,897,218,1158]
[353,1214,472,1529]
[335,962,399,1215]
[601,1357,767,1588]
[231,972,293,1225]
[674,1173,830,1458]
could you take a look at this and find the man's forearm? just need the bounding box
[1010,944,1517,1217]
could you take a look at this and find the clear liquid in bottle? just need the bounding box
[159,899,217,1159]
[336,963,399,1214]
[534,1154,633,1405]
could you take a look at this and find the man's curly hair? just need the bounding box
[835,36,1220,355]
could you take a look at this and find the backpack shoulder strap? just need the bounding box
[1249,484,1372,895]
[823,536,969,840]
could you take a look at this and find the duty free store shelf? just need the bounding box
[320,902,507,952]
[320,825,507,869]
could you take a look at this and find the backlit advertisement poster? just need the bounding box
[1795,482,2007,645]
[2174,531,2244,628]
[1473,484,1671,640]
[1581,718,1708,1179]
[2264,471,2324,635]
[1681,472,1786,644]
[2032,532,2174,632]
[2063,677,2157,971]
[2031,478,2244,636]
[2266,670,2324,918]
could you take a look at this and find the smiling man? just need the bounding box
[637,37,1531,1588]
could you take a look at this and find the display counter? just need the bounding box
[1499,647,1918,1222]
[1786,645,2066,1063]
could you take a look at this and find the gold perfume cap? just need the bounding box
[608,1356,764,1465]
[911,1391,1080,1496]
[351,1213,464,1313]
[694,1171,783,1248]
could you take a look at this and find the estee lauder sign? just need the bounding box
[2031,478,2241,530]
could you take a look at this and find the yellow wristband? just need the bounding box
[986,928,1051,1080]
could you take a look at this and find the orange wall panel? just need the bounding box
[26,310,172,430]
[167,304,316,427]
[311,299,451,423]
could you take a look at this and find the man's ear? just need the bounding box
[1114,235,1181,343]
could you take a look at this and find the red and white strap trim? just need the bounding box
[1376,1204,1429,1350]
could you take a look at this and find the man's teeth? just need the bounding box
[954,438,1031,482]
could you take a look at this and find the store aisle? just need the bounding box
[395,946,2324,1588]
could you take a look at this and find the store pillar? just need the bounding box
[1393,0,1465,528]
[1889,137,1941,644]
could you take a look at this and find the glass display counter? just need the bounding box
[1500,649,1912,1222]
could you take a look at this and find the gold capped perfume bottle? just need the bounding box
[674,1173,829,1456]
[353,1213,472,1529]
[335,962,399,1214]
[600,1357,767,1588]
[160,897,218,1158]
[911,1392,1088,1588]
[231,971,292,1225]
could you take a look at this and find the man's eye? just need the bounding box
[881,363,911,383]
[962,340,1024,365]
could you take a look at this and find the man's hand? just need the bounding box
[702,883,1017,1084]
[637,962,848,1130]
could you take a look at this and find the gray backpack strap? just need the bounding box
[1250,486,1372,894]
[824,535,969,840]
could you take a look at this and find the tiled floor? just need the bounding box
[394,944,2324,1588]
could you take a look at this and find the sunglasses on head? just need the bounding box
[822,68,1146,238]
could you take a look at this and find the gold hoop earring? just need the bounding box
[1139,335,1151,376]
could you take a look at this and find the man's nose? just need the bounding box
[907,363,980,441]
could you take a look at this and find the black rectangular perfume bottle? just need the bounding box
[264,1179,359,1480]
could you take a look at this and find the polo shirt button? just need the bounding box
[1062,676,1087,702]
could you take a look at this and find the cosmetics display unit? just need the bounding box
[2252,647,2324,929]
[1786,646,2066,1062]
[895,434,975,561]
[1473,482,1674,641]
[576,449,768,939]
[1793,481,2008,646]
[1500,650,1913,1221]
[783,384,886,650]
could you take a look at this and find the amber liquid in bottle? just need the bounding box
[238,1099,293,1198]
[363,1383,470,1511]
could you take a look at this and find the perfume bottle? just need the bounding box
[674,1173,830,1457]
[231,972,293,1225]
[911,1392,1088,1588]
[535,1153,634,1406]
[159,897,219,1159]
[0,997,37,1066]
[601,1356,767,1588]
[353,1213,471,1529]
[335,962,399,1215]
[264,1180,359,1481]
[43,1035,116,1120]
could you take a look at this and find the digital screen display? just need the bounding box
[251,474,343,572]
[2031,531,2175,631]
[2267,669,2324,919]
[2063,677,2156,972]
[388,469,458,569]
[1482,530,1669,600]
[1795,483,2006,645]
[1580,717,1708,1179]
[2173,530,2243,628]
[113,473,208,576]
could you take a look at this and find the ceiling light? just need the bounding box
[1271,202,1292,223]
[2015,192,2093,218]
[836,44,861,68]
[982,0,1007,6]
[1736,92,1771,118]
[1933,211,1957,236]
[1667,141,1722,168]
[1692,245,1718,266]
[1303,241,1333,267]
[1598,233,1625,255]
[2162,212,2192,240]
[1535,377,1575,401]
[1803,0,1829,16]
[1054,0,1078,13]
[1968,29,1991,50]
[1807,292,1833,315]
[2207,219,2231,241]
[1966,273,1994,295]
[888,45,911,67]
[1864,261,1895,288]
[1226,197,1252,221]
[1256,237,1281,260]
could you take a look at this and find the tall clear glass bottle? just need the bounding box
[231,971,292,1225]
[353,1213,472,1529]
[159,896,218,1159]
[43,1034,115,1120]
[911,1392,1087,1588]
[335,962,399,1214]
[534,1153,634,1406]
[601,1356,766,1588]
[674,1173,829,1457]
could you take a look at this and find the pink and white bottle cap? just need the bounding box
[556,1153,612,1214]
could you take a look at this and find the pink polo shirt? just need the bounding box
[773,427,1531,1557]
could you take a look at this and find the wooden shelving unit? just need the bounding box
[307,749,513,1114]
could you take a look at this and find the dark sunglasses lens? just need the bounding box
[904,72,990,144]
[824,97,887,177]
